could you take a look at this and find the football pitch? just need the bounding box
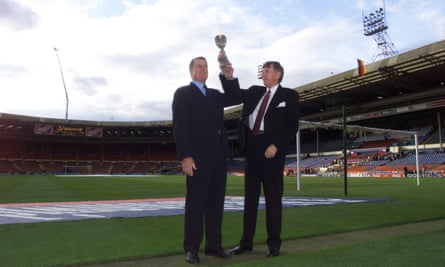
[0,175,444,266]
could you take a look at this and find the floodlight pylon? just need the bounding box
[362,1,398,62]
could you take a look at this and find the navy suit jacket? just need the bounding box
[220,76,299,156]
[172,82,241,168]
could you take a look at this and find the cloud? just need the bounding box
[0,0,444,122]
[0,64,28,77]
[135,100,172,122]
[0,0,39,30]
[73,75,107,95]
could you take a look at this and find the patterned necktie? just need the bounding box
[252,89,270,136]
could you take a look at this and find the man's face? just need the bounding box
[261,65,281,88]
[191,58,208,83]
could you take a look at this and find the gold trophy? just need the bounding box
[215,34,229,67]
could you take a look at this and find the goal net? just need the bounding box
[64,165,93,175]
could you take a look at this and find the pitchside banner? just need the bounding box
[34,124,103,137]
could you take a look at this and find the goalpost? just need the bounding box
[64,164,93,175]
[296,120,420,193]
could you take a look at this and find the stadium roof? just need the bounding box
[0,112,173,142]
[296,39,445,123]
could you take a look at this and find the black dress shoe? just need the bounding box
[185,251,200,264]
[267,247,280,257]
[205,249,231,258]
[229,244,253,255]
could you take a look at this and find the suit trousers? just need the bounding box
[183,162,227,254]
[240,133,285,249]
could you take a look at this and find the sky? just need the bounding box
[1,0,444,122]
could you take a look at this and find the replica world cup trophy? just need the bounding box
[215,34,229,67]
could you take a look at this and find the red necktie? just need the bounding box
[252,89,270,136]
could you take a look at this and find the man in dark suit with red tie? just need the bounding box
[172,56,240,264]
[220,59,299,258]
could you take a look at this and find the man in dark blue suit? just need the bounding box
[220,59,299,258]
[172,56,240,264]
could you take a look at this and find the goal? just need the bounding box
[64,165,93,175]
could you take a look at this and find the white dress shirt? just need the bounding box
[249,85,278,131]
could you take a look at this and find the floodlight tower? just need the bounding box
[362,1,398,61]
[54,47,69,120]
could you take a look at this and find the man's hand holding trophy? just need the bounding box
[215,34,233,80]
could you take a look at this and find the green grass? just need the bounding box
[228,230,445,267]
[0,175,444,266]
[0,175,188,202]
